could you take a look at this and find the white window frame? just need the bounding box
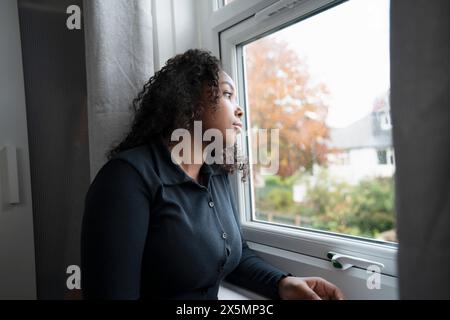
[208,0,397,278]
[213,0,222,11]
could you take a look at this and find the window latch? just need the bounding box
[327,251,385,271]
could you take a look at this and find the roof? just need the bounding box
[328,113,392,150]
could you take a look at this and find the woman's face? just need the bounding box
[202,71,244,147]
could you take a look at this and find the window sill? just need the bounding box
[219,282,267,300]
[241,220,398,277]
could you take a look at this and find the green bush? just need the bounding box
[255,168,395,239]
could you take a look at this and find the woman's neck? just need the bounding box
[180,163,203,183]
[169,138,206,183]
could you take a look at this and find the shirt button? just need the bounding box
[209,201,215,208]
[222,232,228,239]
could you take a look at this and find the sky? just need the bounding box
[263,0,391,128]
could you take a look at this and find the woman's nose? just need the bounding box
[235,105,244,118]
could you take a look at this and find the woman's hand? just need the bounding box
[278,276,345,300]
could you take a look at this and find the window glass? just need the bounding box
[241,0,395,242]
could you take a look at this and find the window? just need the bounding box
[217,0,398,282]
[235,0,395,243]
[377,149,388,165]
[379,111,392,130]
[389,150,395,165]
[377,148,395,166]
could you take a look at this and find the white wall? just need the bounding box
[328,148,395,184]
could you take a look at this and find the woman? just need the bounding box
[81,49,344,300]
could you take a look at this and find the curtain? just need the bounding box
[18,0,90,299]
[84,0,154,179]
[16,0,153,299]
[391,0,450,299]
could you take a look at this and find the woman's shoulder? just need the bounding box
[120,142,162,174]
[93,143,162,189]
[92,158,145,187]
[112,144,155,166]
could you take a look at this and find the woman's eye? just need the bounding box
[224,92,232,99]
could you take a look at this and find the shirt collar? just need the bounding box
[149,139,224,186]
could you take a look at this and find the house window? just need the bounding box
[379,111,392,130]
[237,0,395,242]
[389,150,395,165]
[377,149,388,165]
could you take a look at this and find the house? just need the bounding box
[326,94,395,185]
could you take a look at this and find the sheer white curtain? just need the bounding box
[391,0,450,299]
[84,0,154,178]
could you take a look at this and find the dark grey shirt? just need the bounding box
[81,139,290,299]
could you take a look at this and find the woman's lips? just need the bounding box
[233,123,243,131]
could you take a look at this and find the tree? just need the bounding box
[245,36,331,177]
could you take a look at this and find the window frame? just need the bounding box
[215,0,234,10]
[214,0,398,277]
[214,0,223,11]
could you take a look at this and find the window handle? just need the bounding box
[327,251,384,271]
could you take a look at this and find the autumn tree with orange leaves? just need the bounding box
[244,37,331,177]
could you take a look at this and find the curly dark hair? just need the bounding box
[108,49,248,181]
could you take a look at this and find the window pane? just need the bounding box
[242,0,395,242]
